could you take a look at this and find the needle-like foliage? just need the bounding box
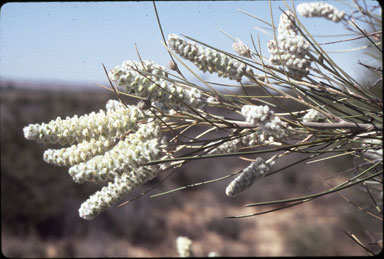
[22,2,382,252]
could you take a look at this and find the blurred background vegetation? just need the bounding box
[1,79,381,257]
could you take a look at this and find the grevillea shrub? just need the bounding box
[24,1,381,254]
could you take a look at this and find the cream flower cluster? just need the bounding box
[176,236,193,257]
[232,39,251,58]
[225,157,271,196]
[207,104,290,155]
[302,108,326,122]
[23,102,145,145]
[241,105,288,139]
[297,2,345,22]
[108,59,205,111]
[105,99,124,112]
[109,59,168,87]
[41,100,134,166]
[207,129,281,155]
[23,100,167,220]
[208,252,220,257]
[168,34,253,82]
[208,131,259,154]
[76,121,163,220]
[68,122,161,184]
[267,11,311,79]
[43,136,116,167]
[79,165,161,220]
[175,236,219,257]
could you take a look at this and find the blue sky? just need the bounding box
[0,1,380,86]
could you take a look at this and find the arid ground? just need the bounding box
[1,80,382,257]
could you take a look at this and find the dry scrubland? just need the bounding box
[1,80,381,257]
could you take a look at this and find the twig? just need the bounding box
[226,119,382,131]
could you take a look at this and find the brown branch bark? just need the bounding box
[228,119,383,131]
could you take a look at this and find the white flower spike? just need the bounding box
[226,157,271,197]
[267,10,311,79]
[79,165,161,220]
[109,59,205,111]
[23,104,145,145]
[168,33,254,82]
[232,39,251,58]
[297,2,345,23]
[241,105,288,139]
[176,236,193,257]
[68,122,161,183]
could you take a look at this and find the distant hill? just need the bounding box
[0,78,109,92]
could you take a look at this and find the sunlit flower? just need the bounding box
[176,236,193,257]
[109,59,205,111]
[78,165,161,220]
[68,122,162,183]
[23,104,145,145]
[232,39,251,58]
[267,10,311,79]
[225,157,271,196]
[297,2,345,22]
[168,33,253,82]
[241,105,288,139]
[43,136,115,167]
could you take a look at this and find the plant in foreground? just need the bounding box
[176,236,219,257]
[23,1,382,254]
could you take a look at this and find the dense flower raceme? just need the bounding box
[105,99,124,112]
[108,59,205,111]
[68,122,161,184]
[297,2,345,22]
[167,33,254,82]
[176,236,193,257]
[23,99,168,219]
[42,100,129,167]
[207,252,220,257]
[225,157,273,196]
[267,10,311,79]
[175,236,220,257]
[64,121,163,220]
[241,105,288,139]
[232,39,251,58]
[207,105,288,155]
[207,130,278,155]
[79,164,161,220]
[23,102,146,146]
[75,120,164,220]
[43,136,116,167]
[207,132,258,155]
